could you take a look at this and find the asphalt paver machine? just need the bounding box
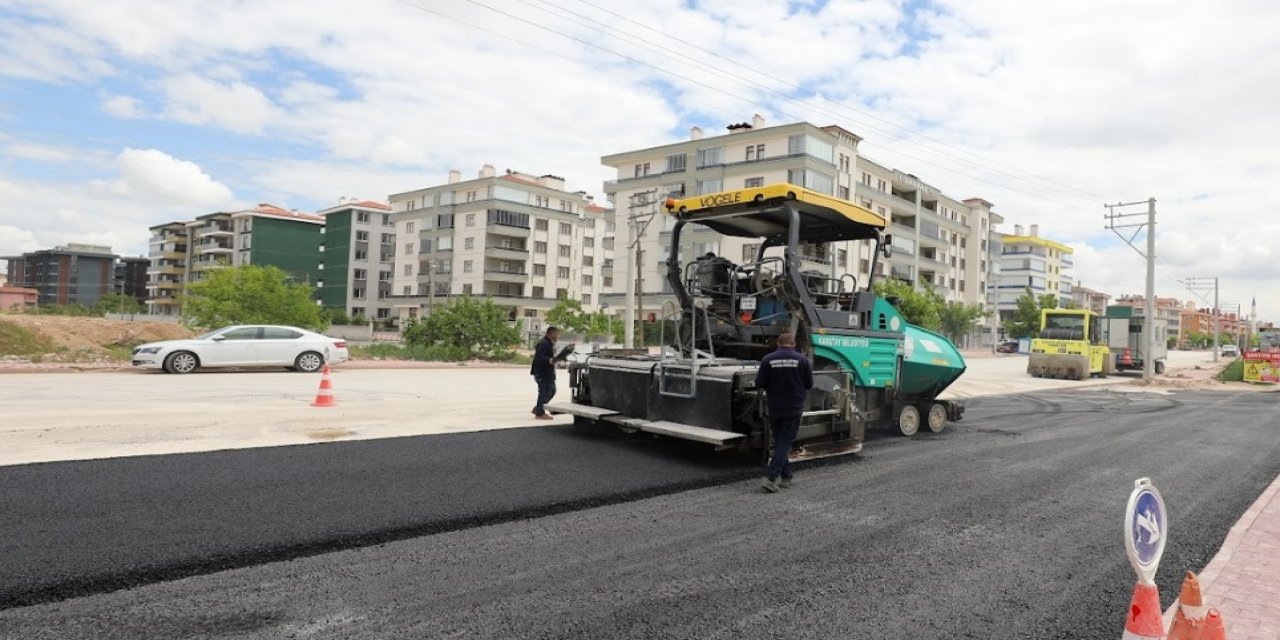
[548,183,966,460]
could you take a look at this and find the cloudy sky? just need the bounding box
[1,0,1276,320]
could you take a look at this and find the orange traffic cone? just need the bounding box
[1123,581,1167,640]
[1123,348,1134,366]
[311,364,336,407]
[1168,572,1206,640]
[1200,609,1226,640]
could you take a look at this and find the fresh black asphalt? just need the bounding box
[1,388,1277,640]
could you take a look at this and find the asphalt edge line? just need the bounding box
[1162,470,1280,625]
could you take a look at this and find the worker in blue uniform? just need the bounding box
[531,326,561,420]
[754,332,813,492]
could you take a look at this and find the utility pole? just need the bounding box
[1105,198,1158,381]
[623,189,658,348]
[986,229,998,353]
[1184,277,1220,362]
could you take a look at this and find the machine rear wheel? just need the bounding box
[1154,360,1166,375]
[897,404,920,437]
[925,403,947,433]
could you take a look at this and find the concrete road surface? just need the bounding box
[2,388,1276,639]
[0,350,1217,466]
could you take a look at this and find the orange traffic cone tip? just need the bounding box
[1123,581,1166,640]
[1200,609,1225,640]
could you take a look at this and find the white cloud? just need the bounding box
[0,225,40,256]
[159,74,279,134]
[102,94,142,118]
[88,148,236,207]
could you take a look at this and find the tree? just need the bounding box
[938,301,985,343]
[1003,288,1058,339]
[871,278,943,331]
[93,293,145,316]
[182,265,328,331]
[545,297,591,335]
[402,295,521,359]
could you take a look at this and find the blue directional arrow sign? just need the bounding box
[1124,478,1167,584]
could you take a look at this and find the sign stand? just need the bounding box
[1125,477,1168,584]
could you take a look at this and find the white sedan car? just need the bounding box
[132,325,350,374]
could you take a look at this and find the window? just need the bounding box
[377,308,390,319]
[465,237,475,250]
[406,222,415,233]
[559,222,572,235]
[463,260,473,273]
[584,236,594,248]
[696,178,722,195]
[465,191,477,203]
[961,258,967,270]
[535,241,547,254]
[262,327,302,340]
[960,280,967,292]
[383,214,392,226]
[838,249,848,268]
[560,200,573,213]
[534,264,546,276]
[744,177,764,188]
[357,211,370,223]
[745,143,765,161]
[742,244,760,263]
[557,266,570,279]
[534,195,549,208]
[220,327,260,341]
[355,249,368,261]
[695,146,723,167]
[558,245,571,257]
[556,288,569,300]
[787,169,834,195]
[488,209,530,228]
[437,237,453,251]
[353,269,367,280]
[665,153,686,172]
[633,162,651,177]
[403,264,413,276]
[435,282,449,295]
[663,183,685,198]
[405,243,414,255]
[466,213,476,227]
[420,239,431,253]
[437,214,454,229]
[353,287,366,300]
[532,286,545,298]
[860,258,870,273]
[403,285,412,295]
[960,237,967,249]
[381,233,393,244]
[583,255,594,267]
[838,153,851,172]
[861,172,872,186]
[837,185,850,200]
[582,274,594,286]
[463,284,473,295]
[582,294,592,305]
[876,179,887,192]
[379,270,392,281]
[788,134,834,162]
[535,219,548,231]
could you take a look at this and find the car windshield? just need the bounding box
[1045,315,1085,332]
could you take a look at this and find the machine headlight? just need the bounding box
[135,347,162,355]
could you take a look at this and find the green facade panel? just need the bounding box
[248,217,323,293]
[319,212,352,308]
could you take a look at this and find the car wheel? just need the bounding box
[164,351,199,374]
[295,351,325,373]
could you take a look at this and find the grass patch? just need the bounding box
[0,319,59,357]
[348,342,526,363]
[1216,357,1243,382]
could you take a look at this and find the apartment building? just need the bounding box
[316,198,395,320]
[1112,295,1184,341]
[115,256,149,304]
[4,243,119,306]
[995,224,1075,323]
[1178,301,1243,342]
[601,117,1004,345]
[1071,282,1112,315]
[387,166,615,331]
[146,204,324,316]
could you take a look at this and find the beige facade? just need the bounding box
[1071,282,1111,315]
[388,166,615,332]
[995,224,1075,324]
[601,118,1003,346]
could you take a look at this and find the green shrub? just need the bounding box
[1216,358,1243,382]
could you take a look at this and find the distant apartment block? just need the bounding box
[601,117,1003,345]
[4,243,119,306]
[1112,294,1184,341]
[146,204,325,316]
[316,198,395,320]
[995,224,1075,323]
[387,166,615,331]
[1071,282,1111,315]
[115,256,149,304]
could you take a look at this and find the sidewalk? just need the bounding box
[1165,472,1280,639]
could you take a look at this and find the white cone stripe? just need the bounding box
[1121,630,1162,640]
[1179,603,1207,620]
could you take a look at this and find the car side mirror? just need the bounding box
[211,335,226,342]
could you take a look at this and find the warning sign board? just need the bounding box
[1243,351,1280,383]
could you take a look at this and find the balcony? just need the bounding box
[200,224,234,237]
[150,280,181,291]
[200,242,234,254]
[486,224,531,238]
[485,269,528,284]
[147,264,184,276]
[484,245,530,260]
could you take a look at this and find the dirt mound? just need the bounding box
[0,315,194,362]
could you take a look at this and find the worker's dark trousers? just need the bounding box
[765,408,802,481]
[533,376,556,416]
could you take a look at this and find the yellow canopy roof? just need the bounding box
[664,183,886,242]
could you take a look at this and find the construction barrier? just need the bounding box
[1242,351,1280,383]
